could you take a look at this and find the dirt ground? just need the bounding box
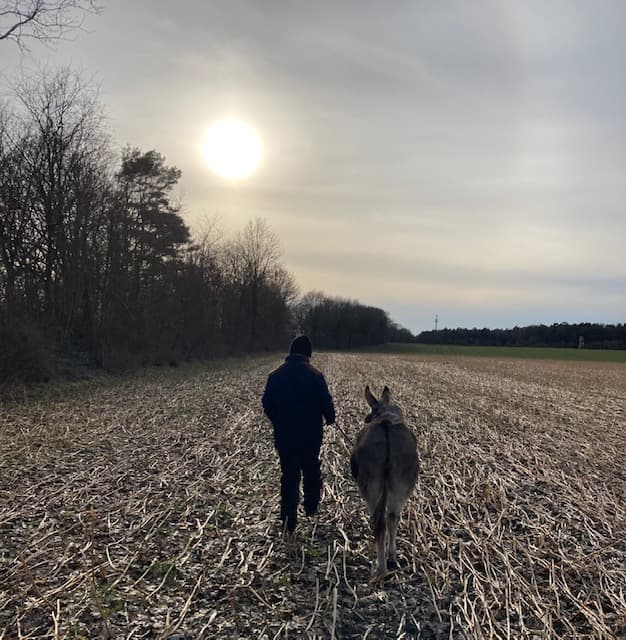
[1,352,625,639]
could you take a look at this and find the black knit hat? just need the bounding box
[289,335,312,357]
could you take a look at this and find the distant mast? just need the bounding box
[434,314,438,332]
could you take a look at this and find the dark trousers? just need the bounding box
[278,448,321,532]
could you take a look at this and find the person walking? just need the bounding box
[262,335,336,534]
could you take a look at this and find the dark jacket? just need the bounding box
[262,354,336,452]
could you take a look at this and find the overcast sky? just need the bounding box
[3,1,626,333]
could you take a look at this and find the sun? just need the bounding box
[203,118,262,180]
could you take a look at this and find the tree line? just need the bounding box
[294,291,410,349]
[416,323,626,350]
[0,69,409,384]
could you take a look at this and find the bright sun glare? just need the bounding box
[203,118,262,180]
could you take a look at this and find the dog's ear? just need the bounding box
[365,385,377,408]
[381,386,391,404]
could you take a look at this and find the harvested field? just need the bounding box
[1,353,625,639]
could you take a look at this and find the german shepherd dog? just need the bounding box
[350,385,418,576]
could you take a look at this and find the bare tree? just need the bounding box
[0,104,32,311]
[0,0,101,50]
[2,73,302,378]
[8,69,109,336]
[189,215,223,264]
[233,218,282,350]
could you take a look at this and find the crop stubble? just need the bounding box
[0,353,624,639]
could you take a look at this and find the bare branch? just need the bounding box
[0,0,102,50]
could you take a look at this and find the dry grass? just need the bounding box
[1,353,625,639]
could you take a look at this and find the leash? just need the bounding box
[334,421,355,447]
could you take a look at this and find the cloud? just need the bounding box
[4,0,626,333]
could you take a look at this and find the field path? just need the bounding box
[1,353,625,639]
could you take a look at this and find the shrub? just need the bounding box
[0,317,53,386]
